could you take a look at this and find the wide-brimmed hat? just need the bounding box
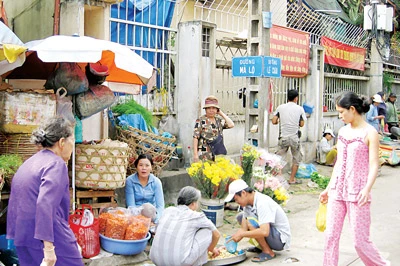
[203,95,220,109]
[372,94,383,103]
[389,93,397,98]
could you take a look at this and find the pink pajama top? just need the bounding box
[329,124,374,202]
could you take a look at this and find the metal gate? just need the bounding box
[110,0,177,114]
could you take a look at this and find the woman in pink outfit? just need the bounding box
[319,92,390,266]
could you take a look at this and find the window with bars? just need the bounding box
[202,27,211,57]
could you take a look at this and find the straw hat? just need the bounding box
[203,95,220,109]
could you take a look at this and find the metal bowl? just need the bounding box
[204,251,247,266]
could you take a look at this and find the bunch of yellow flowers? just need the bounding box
[241,144,261,185]
[187,156,244,199]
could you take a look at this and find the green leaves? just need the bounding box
[310,172,330,189]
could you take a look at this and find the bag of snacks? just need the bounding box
[104,212,129,240]
[125,215,151,240]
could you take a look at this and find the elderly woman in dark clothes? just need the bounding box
[7,117,83,266]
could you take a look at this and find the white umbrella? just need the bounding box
[0,21,26,75]
[14,35,154,85]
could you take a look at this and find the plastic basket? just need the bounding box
[75,142,129,190]
[116,126,176,176]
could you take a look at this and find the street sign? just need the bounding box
[263,56,281,78]
[232,56,281,78]
[232,56,263,77]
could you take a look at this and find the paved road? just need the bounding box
[216,164,399,266]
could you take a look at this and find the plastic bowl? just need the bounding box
[99,233,151,255]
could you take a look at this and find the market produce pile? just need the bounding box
[99,207,151,240]
[208,247,237,260]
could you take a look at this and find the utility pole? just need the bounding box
[245,0,270,148]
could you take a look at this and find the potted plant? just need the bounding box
[0,154,23,189]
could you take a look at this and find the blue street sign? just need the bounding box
[263,56,281,78]
[232,56,263,77]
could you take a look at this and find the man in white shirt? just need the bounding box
[272,90,307,184]
[225,180,291,263]
[316,128,337,166]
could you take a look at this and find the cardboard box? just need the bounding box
[0,91,56,133]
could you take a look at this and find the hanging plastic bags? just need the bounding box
[55,88,75,124]
[316,202,327,232]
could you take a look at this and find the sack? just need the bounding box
[69,205,100,258]
[207,134,227,156]
[56,88,75,124]
[75,84,116,119]
[45,63,89,95]
[316,203,327,232]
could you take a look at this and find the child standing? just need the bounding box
[319,92,389,266]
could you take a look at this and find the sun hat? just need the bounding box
[389,93,397,98]
[323,128,335,137]
[224,179,249,202]
[203,95,220,109]
[372,94,383,103]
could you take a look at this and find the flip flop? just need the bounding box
[289,180,302,185]
[251,252,276,263]
[246,246,262,253]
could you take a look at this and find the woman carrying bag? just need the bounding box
[193,95,234,161]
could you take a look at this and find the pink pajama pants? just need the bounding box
[323,199,388,266]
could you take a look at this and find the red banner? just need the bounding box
[321,36,366,71]
[270,25,310,77]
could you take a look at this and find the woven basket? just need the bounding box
[0,133,41,161]
[116,126,176,176]
[75,142,129,190]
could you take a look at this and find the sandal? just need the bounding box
[251,252,276,263]
[246,246,262,253]
[289,180,302,185]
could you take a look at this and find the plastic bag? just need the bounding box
[125,215,151,240]
[316,203,327,232]
[56,88,75,124]
[159,115,179,136]
[69,205,100,258]
[388,149,400,165]
[295,163,317,178]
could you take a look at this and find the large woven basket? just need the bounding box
[75,142,129,190]
[0,133,41,161]
[116,126,176,176]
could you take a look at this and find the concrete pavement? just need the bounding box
[216,164,399,266]
[132,163,399,266]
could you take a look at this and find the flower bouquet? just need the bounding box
[252,166,289,205]
[251,150,289,205]
[187,156,244,199]
[255,150,287,176]
[240,144,261,186]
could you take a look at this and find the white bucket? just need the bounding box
[200,198,224,227]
